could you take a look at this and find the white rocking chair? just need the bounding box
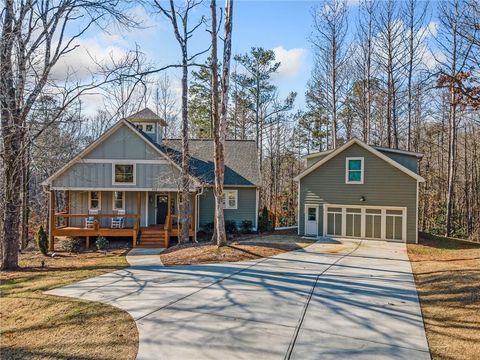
[85,209,99,228]
[111,209,125,229]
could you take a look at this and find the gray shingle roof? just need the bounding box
[162,139,261,186]
[126,108,168,126]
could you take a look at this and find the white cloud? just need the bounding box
[426,21,439,37]
[51,37,127,81]
[272,46,306,79]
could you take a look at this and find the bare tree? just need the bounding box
[154,0,209,243]
[210,0,233,246]
[154,73,180,137]
[0,0,140,270]
[310,0,349,149]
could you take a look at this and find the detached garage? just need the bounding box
[296,139,424,244]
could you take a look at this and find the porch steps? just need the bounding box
[137,227,166,248]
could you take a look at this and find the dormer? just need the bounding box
[125,108,167,144]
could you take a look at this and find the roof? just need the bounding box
[305,145,423,159]
[294,138,425,182]
[162,139,261,186]
[125,107,168,126]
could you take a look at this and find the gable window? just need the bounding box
[89,191,101,210]
[223,190,238,210]
[113,191,125,210]
[134,123,155,134]
[346,157,364,184]
[113,163,135,185]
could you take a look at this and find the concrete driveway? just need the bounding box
[46,239,430,360]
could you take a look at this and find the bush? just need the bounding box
[62,237,83,253]
[36,225,48,255]
[95,236,109,251]
[203,222,214,235]
[225,220,238,234]
[258,206,272,232]
[240,220,253,234]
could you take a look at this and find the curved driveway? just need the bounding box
[46,239,430,360]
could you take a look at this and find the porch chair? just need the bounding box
[111,209,125,229]
[85,209,99,228]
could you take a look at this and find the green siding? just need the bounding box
[198,187,257,230]
[299,143,418,243]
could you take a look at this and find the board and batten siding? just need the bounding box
[299,143,418,243]
[198,187,257,230]
[68,190,145,228]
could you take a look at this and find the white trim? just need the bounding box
[304,149,334,159]
[51,187,192,191]
[145,192,149,226]
[88,191,101,211]
[81,158,168,164]
[345,157,364,184]
[304,204,319,237]
[112,191,126,210]
[294,138,425,182]
[223,189,238,210]
[305,146,423,159]
[255,188,259,231]
[416,182,419,244]
[112,163,136,185]
[297,182,301,235]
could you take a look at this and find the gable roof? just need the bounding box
[305,145,423,159]
[161,139,261,186]
[42,119,190,186]
[125,107,168,126]
[294,138,425,182]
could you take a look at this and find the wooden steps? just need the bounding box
[137,227,166,248]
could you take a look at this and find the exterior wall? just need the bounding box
[298,143,418,243]
[198,187,257,230]
[69,190,144,228]
[52,163,180,189]
[85,125,159,160]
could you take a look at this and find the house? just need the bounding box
[294,138,424,243]
[42,108,261,249]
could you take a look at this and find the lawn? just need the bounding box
[0,250,138,360]
[408,236,480,360]
[160,234,318,265]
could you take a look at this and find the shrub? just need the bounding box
[225,220,237,234]
[95,236,109,251]
[258,206,272,232]
[36,225,48,255]
[240,220,253,234]
[62,237,83,253]
[203,222,214,235]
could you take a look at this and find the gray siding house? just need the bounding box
[295,139,424,243]
[43,108,260,248]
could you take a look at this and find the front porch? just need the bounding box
[49,190,197,250]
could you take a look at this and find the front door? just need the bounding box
[305,206,318,236]
[156,194,168,225]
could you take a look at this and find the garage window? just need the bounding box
[346,157,364,184]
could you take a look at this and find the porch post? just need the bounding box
[65,190,70,227]
[49,190,55,252]
[192,192,196,241]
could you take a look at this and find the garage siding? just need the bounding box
[299,143,418,243]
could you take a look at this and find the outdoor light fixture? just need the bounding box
[360,196,366,202]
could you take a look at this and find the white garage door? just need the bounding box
[324,204,406,242]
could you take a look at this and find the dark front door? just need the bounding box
[156,195,168,225]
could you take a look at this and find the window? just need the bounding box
[89,191,101,210]
[223,190,238,209]
[113,164,135,184]
[308,207,316,221]
[134,123,155,134]
[345,157,364,184]
[113,191,125,210]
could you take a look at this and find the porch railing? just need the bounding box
[53,213,141,232]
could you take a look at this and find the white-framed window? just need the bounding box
[345,157,364,184]
[112,163,136,185]
[134,122,155,134]
[112,191,125,210]
[223,190,238,210]
[89,191,101,210]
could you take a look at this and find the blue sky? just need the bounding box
[60,1,438,115]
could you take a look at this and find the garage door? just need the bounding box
[325,205,406,242]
